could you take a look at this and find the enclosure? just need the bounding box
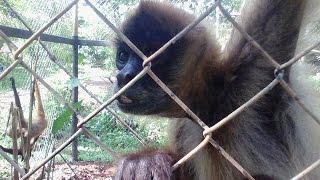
[0,0,319,179]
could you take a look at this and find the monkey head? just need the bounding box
[114,1,222,117]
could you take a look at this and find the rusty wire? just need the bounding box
[279,79,320,125]
[13,0,79,60]
[85,1,255,179]
[0,7,122,180]
[172,134,212,169]
[291,159,320,180]
[0,0,319,179]
[203,75,281,136]
[3,0,149,147]
[0,148,26,176]
[218,3,280,68]
[84,0,148,61]
[77,65,150,126]
[0,29,120,179]
[109,0,320,178]
[279,41,320,70]
[0,30,22,80]
[21,128,83,180]
[218,2,320,127]
[142,0,221,67]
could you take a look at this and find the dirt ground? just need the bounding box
[36,162,116,180]
[0,85,118,180]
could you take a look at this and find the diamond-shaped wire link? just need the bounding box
[0,0,319,179]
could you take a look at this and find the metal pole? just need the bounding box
[72,2,79,162]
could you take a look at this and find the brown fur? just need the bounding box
[2,78,47,158]
[114,0,320,179]
[29,80,47,144]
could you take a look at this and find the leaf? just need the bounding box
[78,19,86,26]
[51,100,82,134]
[67,77,80,88]
[78,53,86,65]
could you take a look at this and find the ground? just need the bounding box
[0,70,118,179]
[47,162,116,180]
[0,161,117,179]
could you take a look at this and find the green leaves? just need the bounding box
[51,100,82,134]
[78,52,86,65]
[67,77,80,88]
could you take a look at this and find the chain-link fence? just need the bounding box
[0,0,319,179]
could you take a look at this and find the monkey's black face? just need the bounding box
[114,44,181,115]
[113,4,189,116]
[114,37,183,115]
[114,21,185,115]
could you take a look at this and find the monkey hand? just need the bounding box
[114,150,175,180]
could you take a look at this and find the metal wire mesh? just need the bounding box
[0,0,319,179]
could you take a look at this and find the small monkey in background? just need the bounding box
[1,77,47,158]
[113,0,320,179]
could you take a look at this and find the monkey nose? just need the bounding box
[116,69,135,84]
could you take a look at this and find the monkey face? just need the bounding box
[113,2,195,116]
[113,21,183,115]
[114,41,181,115]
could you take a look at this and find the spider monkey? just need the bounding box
[113,0,320,179]
[0,77,48,159]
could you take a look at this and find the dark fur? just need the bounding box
[114,0,318,179]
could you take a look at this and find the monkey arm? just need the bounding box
[114,150,177,180]
[9,77,27,131]
[6,79,47,161]
[223,0,305,67]
[113,0,314,179]
[10,77,22,109]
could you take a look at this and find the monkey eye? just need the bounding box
[148,51,155,56]
[118,51,129,64]
[147,49,157,56]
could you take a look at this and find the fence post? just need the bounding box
[72,2,79,162]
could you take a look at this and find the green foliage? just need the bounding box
[78,46,116,69]
[310,72,320,91]
[78,19,86,27]
[78,53,86,65]
[82,112,145,152]
[78,147,112,162]
[52,101,82,134]
[75,111,169,163]
[221,0,242,11]
[0,0,22,18]
[67,77,80,88]
[0,66,30,91]
[48,43,73,68]
[0,168,10,179]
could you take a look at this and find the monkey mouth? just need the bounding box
[118,95,133,104]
